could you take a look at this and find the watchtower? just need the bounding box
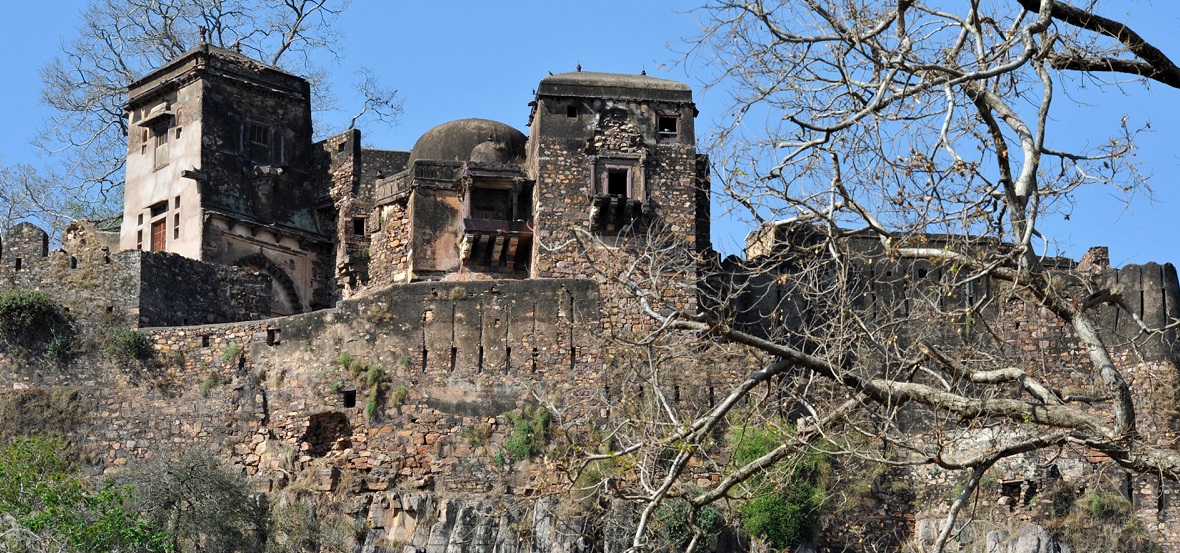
[120,42,329,315]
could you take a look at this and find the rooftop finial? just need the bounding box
[198,26,207,44]
[576,63,582,72]
[641,68,646,75]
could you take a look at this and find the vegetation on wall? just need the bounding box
[0,437,169,552]
[0,289,71,353]
[105,328,153,368]
[729,424,829,550]
[503,405,552,459]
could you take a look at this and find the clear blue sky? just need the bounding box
[3,2,1180,265]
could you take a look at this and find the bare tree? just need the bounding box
[36,0,350,222]
[573,1,1180,551]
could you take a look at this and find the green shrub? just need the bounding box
[0,436,169,552]
[728,424,830,550]
[43,332,72,360]
[0,289,58,335]
[106,329,154,367]
[364,393,378,418]
[220,344,242,363]
[338,351,354,370]
[741,484,825,549]
[654,496,724,550]
[503,405,552,459]
[200,375,219,397]
[391,384,408,405]
[364,365,385,389]
[0,289,68,348]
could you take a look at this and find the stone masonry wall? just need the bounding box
[367,201,411,287]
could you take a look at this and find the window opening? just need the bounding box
[247,123,271,163]
[449,346,457,372]
[201,335,211,347]
[342,390,357,408]
[477,346,484,373]
[657,115,679,142]
[469,187,514,220]
[69,257,78,269]
[13,258,21,271]
[566,105,578,118]
[152,122,170,168]
[352,218,366,235]
[266,328,280,346]
[421,346,429,372]
[149,201,168,217]
[174,214,180,239]
[504,346,511,374]
[174,196,181,209]
[605,167,630,196]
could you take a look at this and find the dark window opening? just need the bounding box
[469,188,514,221]
[201,335,211,347]
[531,347,538,373]
[266,328,280,346]
[657,115,679,142]
[504,347,511,374]
[337,140,346,152]
[566,105,578,118]
[449,346,457,372]
[421,346,429,372]
[14,258,21,271]
[477,346,484,373]
[352,218,366,235]
[342,390,357,408]
[106,306,114,313]
[69,257,78,269]
[606,168,629,196]
[247,123,272,164]
[137,214,143,225]
[149,201,168,217]
[569,346,577,371]
[174,196,180,209]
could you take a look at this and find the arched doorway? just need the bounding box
[233,253,303,317]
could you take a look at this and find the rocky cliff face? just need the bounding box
[357,494,585,553]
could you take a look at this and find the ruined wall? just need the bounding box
[368,201,412,287]
[138,251,271,326]
[0,222,140,332]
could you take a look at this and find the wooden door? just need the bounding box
[150,219,167,252]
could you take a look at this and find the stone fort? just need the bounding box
[4,41,1180,552]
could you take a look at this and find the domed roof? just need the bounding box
[408,119,527,165]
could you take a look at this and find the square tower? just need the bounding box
[121,43,329,315]
[527,71,710,309]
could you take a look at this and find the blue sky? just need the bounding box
[3,2,1180,265]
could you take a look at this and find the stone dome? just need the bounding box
[408,119,527,165]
